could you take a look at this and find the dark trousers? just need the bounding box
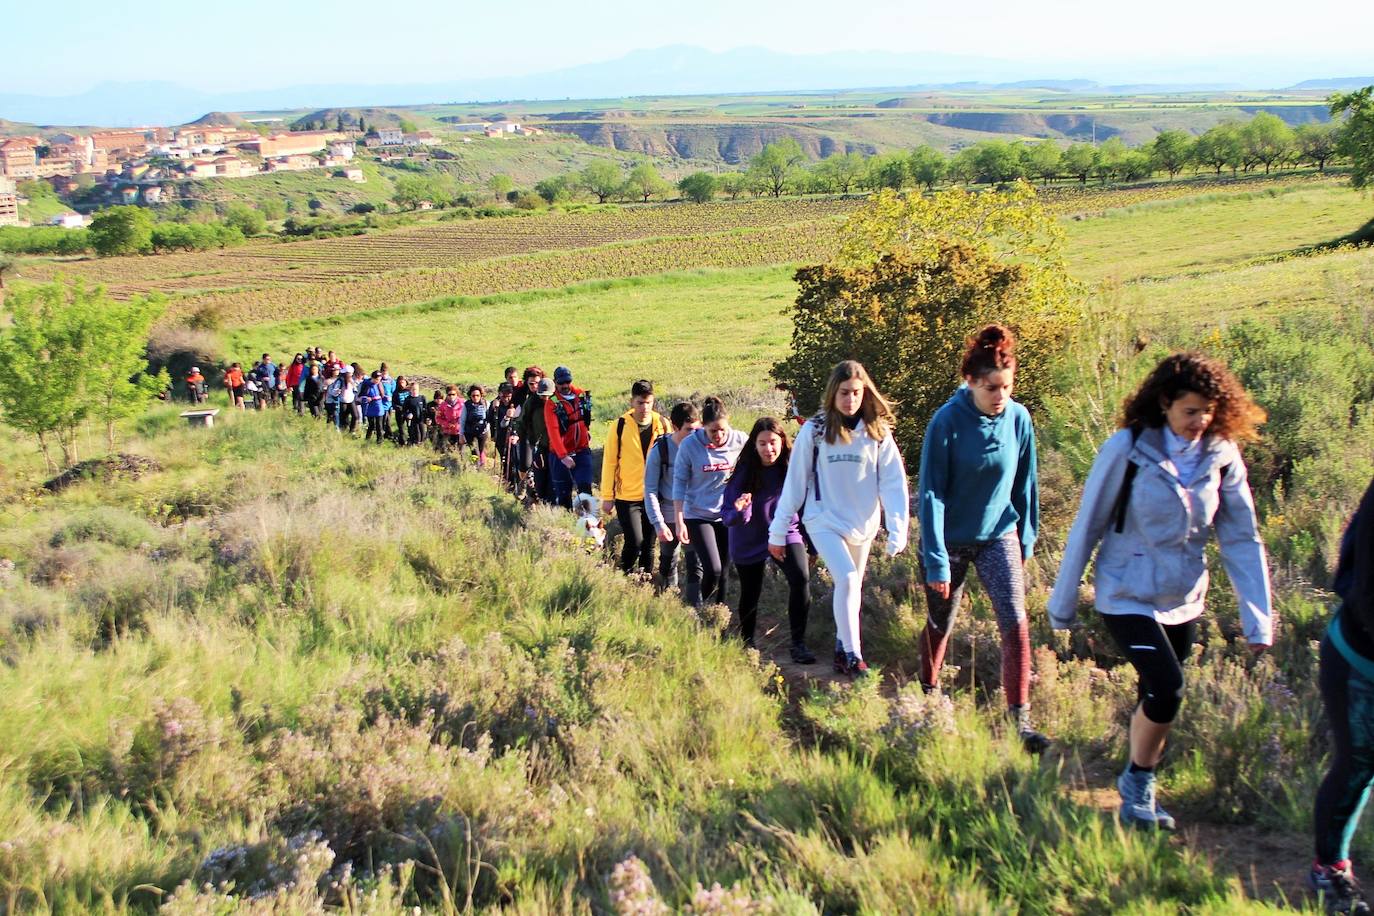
[551,449,593,509]
[685,518,729,607]
[1101,613,1196,725]
[615,499,655,574]
[341,403,358,433]
[365,416,384,441]
[735,541,810,644]
[658,537,702,606]
[1315,635,1374,864]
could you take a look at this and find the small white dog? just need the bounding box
[572,493,606,548]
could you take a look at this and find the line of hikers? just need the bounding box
[213,331,1374,915]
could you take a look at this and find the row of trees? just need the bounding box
[0,204,269,258]
[466,105,1366,208]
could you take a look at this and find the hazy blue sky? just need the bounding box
[4,0,1371,95]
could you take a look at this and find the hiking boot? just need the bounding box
[1117,767,1176,831]
[1311,861,1371,915]
[833,647,847,674]
[742,636,757,652]
[1009,707,1052,754]
[790,642,817,665]
[844,653,870,679]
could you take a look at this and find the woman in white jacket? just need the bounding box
[769,360,910,678]
[1049,352,1272,832]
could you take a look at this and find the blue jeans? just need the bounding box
[550,449,593,509]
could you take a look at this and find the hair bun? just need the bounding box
[977,325,1008,348]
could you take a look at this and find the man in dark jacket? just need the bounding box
[517,377,554,503]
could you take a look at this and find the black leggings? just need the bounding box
[1314,634,1374,864]
[365,416,385,442]
[1101,613,1196,724]
[685,518,729,606]
[615,500,655,574]
[735,542,810,643]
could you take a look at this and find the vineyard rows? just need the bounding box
[169,223,843,326]
[17,177,1328,323]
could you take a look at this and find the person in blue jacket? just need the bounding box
[360,369,387,442]
[918,324,1046,752]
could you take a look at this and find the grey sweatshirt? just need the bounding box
[671,427,748,522]
[644,433,681,532]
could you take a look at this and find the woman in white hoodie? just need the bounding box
[1049,352,1272,832]
[769,361,910,678]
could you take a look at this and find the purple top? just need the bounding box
[722,462,802,565]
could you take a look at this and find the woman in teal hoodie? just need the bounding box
[917,325,1047,752]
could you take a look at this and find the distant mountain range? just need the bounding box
[0,45,1369,127]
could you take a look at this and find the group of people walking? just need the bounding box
[212,329,1374,914]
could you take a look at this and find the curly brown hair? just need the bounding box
[1121,352,1265,444]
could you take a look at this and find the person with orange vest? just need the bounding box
[184,367,206,403]
[223,363,246,409]
[600,379,671,574]
[544,366,594,509]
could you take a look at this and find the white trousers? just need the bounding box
[810,529,873,658]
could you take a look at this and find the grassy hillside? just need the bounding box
[0,407,1304,912]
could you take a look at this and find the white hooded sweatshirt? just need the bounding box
[768,416,910,555]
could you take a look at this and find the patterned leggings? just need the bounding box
[919,531,1031,707]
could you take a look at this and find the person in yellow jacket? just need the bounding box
[601,379,671,574]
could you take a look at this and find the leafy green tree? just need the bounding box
[907,146,947,190]
[865,153,908,191]
[1195,122,1245,176]
[223,202,267,237]
[1091,137,1128,183]
[1059,143,1097,184]
[88,290,169,450]
[1118,150,1154,182]
[88,206,154,257]
[625,163,670,203]
[1331,86,1374,189]
[398,118,418,134]
[579,161,623,204]
[811,152,866,193]
[1149,130,1194,179]
[718,172,750,200]
[773,183,1082,465]
[1020,141,1061,185]
[970,141,1025,185]
[0,281,95,468]
[487,174,514,202]
[677,171,718,204]
[535,175,574,204]
[748,139,806,197]
[258,198,287,221]
[0,254,15,297]
[946,147,979,185]
[1242,112,1294,174]
[1295,122,1341,172]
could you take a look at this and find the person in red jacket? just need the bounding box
[435,385,465,452]
[285,354,305,414]
[223,363,246,409]
[544,365,594,509]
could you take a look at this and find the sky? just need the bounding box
[3,0,1373,95]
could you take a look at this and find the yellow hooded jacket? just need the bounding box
[601,410,671,502]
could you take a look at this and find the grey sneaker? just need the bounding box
[1117,767,1176,831]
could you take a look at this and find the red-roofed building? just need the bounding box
[0,137,40,179]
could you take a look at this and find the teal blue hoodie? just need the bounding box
[918,386,1039,582]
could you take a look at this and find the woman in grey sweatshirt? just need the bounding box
[1049,352,1272,832]
[672,396,747,606]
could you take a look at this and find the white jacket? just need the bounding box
[769,416,910,554]
[1048,426,1273,644]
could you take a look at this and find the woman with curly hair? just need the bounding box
[1049,352,1272,831]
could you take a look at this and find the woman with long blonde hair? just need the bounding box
[769,361,910,677]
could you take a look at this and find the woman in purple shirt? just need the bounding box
[722,417,815,663]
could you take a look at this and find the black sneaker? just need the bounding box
[790,642,817,664]
[742,636,757,651]
[1311,861,1371,914]
[833,647,847,674]
[1009,707,1052,754]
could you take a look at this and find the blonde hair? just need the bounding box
[820,360,896,444]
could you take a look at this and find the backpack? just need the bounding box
[1111,426,1229,533]
[551,392,593,434]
